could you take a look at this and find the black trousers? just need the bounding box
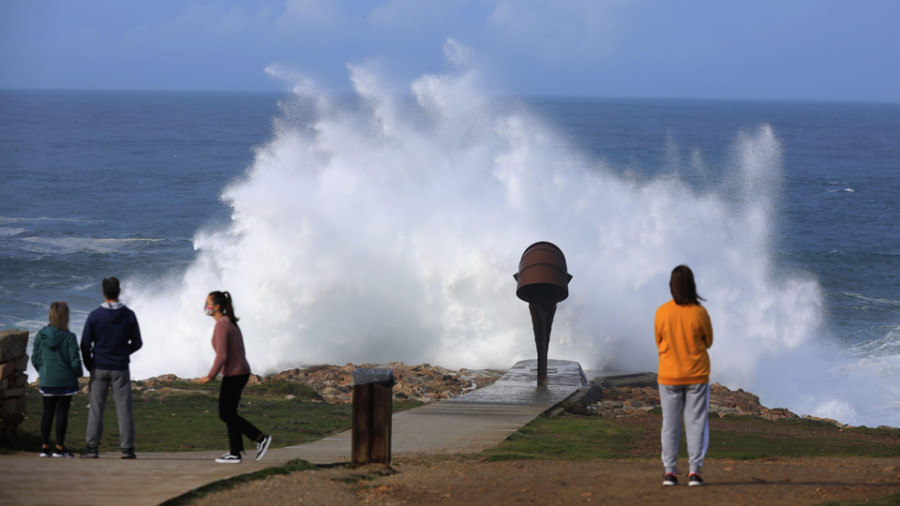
[41,395,73,447]
[219,374,262,454]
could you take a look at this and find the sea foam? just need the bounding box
[128,48,897,427]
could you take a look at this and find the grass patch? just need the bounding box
[3,383,423,454]
[482,412,900,462]
[708,416,900,459]
[483,414,644,461]
[819,494,900,506]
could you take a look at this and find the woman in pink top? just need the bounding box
[196,291,272,464]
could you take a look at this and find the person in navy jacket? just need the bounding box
[80,277,142,459]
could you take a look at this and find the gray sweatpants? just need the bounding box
[659,382,710,474]
[86,368,135,450]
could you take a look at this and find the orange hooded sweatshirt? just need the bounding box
[654,299,713,385]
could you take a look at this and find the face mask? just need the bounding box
[205,305,215,316]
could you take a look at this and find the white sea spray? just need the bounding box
[124,49,897,428]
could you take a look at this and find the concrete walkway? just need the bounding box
[1,360,588,505]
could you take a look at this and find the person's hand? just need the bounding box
[195,376,211,384]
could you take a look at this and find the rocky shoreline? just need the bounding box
[569,372,804,422]
[127,362,506,404]
[54,363,876,429]
[248,362,506,404]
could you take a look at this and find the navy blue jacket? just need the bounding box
[81,303,142,371]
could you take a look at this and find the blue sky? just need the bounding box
[2,0,898,102]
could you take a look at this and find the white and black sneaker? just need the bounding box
[52,447,74,458]
[256,435,272,461]
[215,453,242,464]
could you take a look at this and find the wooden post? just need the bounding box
[351,382,392,466]
[351,383,371,466]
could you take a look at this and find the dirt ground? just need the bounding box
[189,456,900,505]
[188,406,900,505]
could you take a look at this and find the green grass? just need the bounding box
[819,494,900,506]
[709,416,900,460]
[1,382,422,454]
[481,412,900,462]
[482,413,641,461]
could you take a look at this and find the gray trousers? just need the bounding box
[659,382,710,474]
[86,368,135,450]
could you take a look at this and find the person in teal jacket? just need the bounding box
[31,301,83,458]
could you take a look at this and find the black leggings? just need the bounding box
[41,395,73,447]
[219,374,263,454]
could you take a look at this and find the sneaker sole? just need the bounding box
[215,459,242,464]
[256,436,272,461]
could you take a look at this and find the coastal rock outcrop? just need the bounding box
[264,363,504,404]
[124,363,504,404]
[575,372,799,421]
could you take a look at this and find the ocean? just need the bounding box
[1,82,898,428]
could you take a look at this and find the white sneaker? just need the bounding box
[256,435,272,461]
[215,453,242,464]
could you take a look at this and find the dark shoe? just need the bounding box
[663,473,678,486]
[52,446,74,458]
[80,446,99,459]
[255,435,272,461]
[215,453,242,464]
[122,448,136,459]
[688,473,704,487]
[40,445,51,458]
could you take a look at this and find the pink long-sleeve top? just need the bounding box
[206,317,251,380]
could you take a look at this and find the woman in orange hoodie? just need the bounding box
[655,265,713,487]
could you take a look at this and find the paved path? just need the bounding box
[1,360,588,505]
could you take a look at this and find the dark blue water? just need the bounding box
[1,90,280,322]
[1,89,898,426]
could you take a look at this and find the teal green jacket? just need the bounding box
[31,325,83,388]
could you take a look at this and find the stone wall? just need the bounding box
[0,330,30,438]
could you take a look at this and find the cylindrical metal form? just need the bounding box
[514,241,572,305]
[514,242,572,386]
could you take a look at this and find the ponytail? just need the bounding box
[208,290,240,324]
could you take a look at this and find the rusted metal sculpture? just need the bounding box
[514,242,572,386]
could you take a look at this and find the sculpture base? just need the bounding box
[446,359,588,406]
